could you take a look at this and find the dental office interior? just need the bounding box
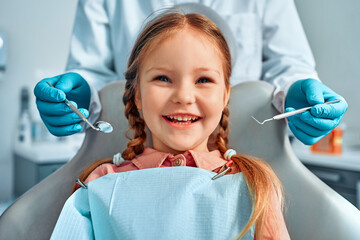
[0,0,359,225]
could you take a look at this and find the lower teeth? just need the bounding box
[167,118,193,124]
[174,121,192,125]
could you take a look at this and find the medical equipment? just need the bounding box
[0,32,6,72]
[212,148,237,180]
[17,87,32,144]
[47,82,113,133]
[75,178,87,189]
[212,163,232,180]
[311,126,343,155]
[251,99,340,125]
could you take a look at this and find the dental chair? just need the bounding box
[1,81,360,240]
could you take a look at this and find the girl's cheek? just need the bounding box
[200,91,223,103]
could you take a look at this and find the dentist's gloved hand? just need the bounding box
[34,72,91,136]
[285,78,348,145]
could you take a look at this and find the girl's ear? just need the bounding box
[135,89,142,111]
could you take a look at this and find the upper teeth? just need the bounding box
[168,115,198,121]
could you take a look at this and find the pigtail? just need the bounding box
[71,80,147,194]
[216,106,230,148]
[216,108,283,239]
[122,82,147,160]
[71,47,150,193]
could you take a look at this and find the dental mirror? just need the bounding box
[94,121,113,133]
[47,82,114,133]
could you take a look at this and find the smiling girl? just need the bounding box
[51,11,290,240]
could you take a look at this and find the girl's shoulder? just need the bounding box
[83,148,163,184]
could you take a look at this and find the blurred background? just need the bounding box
[0,0,359,213]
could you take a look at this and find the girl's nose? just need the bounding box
[171,81,196,105]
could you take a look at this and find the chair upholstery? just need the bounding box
[1,81,359,240]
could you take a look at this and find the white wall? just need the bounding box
[295,0,360,145]
[0,0,78,201]
[0,0,359,201]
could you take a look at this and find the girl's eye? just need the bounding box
[197,77,212,84]
[155,75,170,82]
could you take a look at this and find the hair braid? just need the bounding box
[216,107,230,154]
[122,83,147,160]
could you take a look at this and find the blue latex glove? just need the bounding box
[34,72,91,136]
[285,78,348,145]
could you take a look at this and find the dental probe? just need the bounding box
[251,99,341,125]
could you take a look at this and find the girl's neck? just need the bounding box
[151,146,210,155]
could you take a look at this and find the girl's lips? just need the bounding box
[162,116,201,129]
[163,113,202,121]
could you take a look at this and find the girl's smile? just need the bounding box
[135,26,230,155]
[162,113,203,128]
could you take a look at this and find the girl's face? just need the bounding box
[136,27,230,155]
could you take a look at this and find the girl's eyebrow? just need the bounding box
[145,66,172,74]
[145,66,220,77]
[194,67,221,77]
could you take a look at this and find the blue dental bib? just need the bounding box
[51,167,255,240]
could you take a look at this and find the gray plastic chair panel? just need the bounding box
[1,81,360,240]
[0,82,128,240]
[228,81,360,240]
